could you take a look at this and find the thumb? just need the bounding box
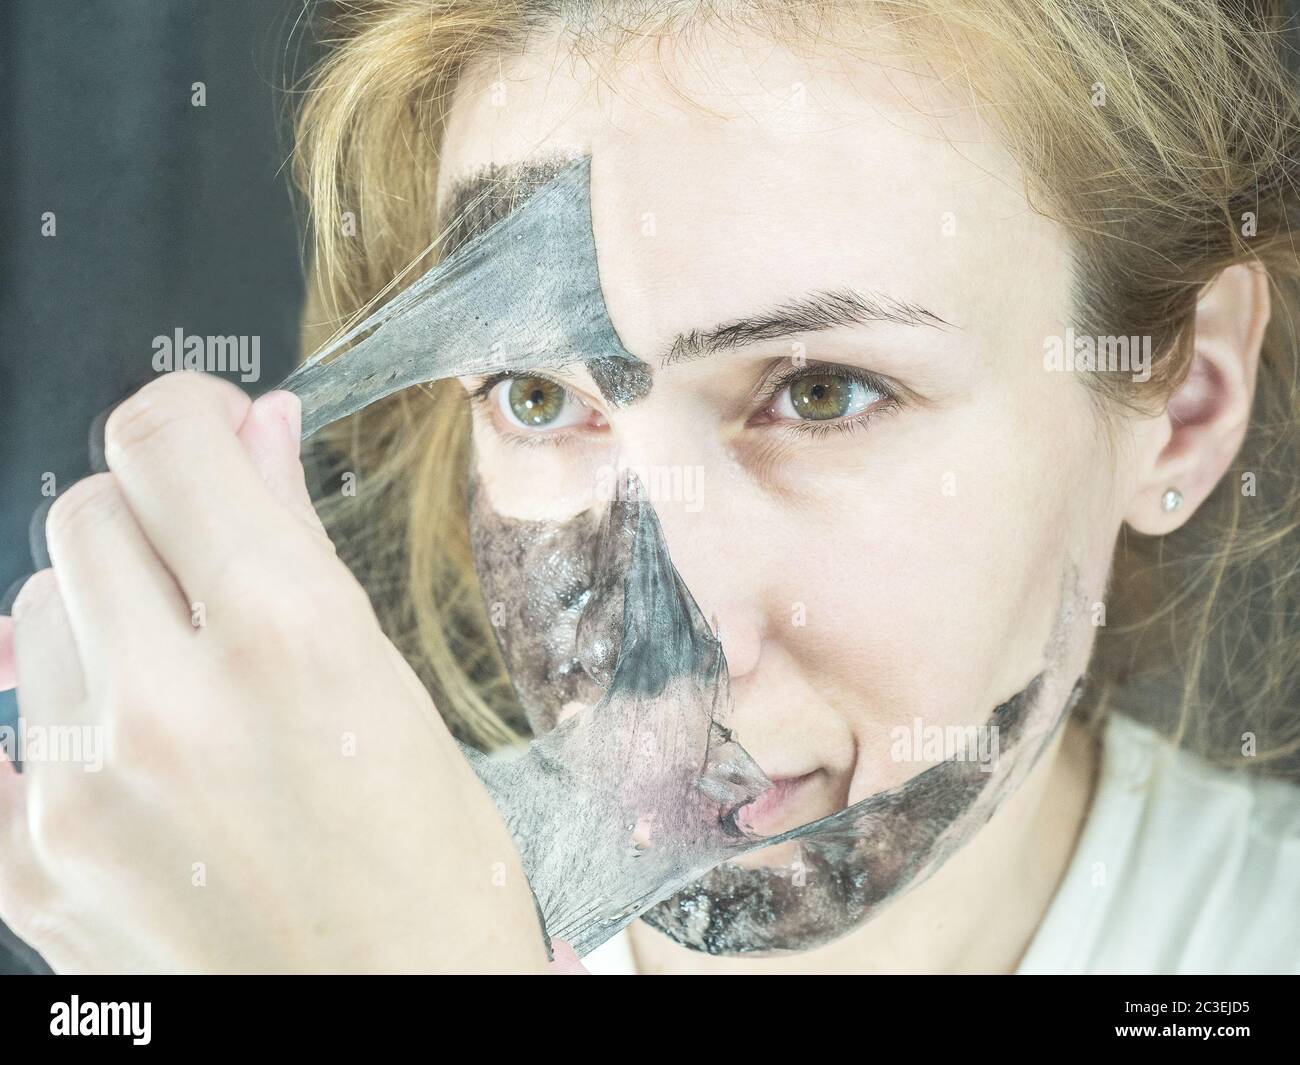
[236,391,327,539]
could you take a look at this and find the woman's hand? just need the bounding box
[0,372,548,973]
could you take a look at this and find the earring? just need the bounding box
[1160,487,1183,512]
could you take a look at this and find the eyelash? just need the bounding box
[468,362,901,444]
[753,362,900,438]
[468,371,578,448]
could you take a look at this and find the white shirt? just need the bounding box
[583,711,1300,974]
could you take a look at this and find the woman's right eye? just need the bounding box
[489,374,599,433]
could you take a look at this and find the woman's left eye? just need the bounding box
[766,371,886,424]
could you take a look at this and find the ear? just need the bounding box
[1124,262,1271,535]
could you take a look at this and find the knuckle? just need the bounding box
[9,569,58,620]
[45,474,123,544]
[210,550,285,612]
[103,384,192,465]
[233,585,323,650]
[26,782,87,869]
[207,556,308,640]
[214,556,372,662]
[107,706,183,771]
[103,373,248,468]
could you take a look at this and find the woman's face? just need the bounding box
[440,27,1138,947]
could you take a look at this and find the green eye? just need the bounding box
[773,370,884,425]
[788,374,856,420]
[507,376,567,426]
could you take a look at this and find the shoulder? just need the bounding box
[1017,711,1300,974]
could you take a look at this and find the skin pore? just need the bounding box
[439,25,1132,971]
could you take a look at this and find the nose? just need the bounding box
[708,604,763,679]
[605,450,767,683]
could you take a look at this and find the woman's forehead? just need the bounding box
[434,22,1008,226]
[435,33,1071,373]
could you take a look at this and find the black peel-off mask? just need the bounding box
[468,461,1087,954]
[281,156,651,436]
[284,157,1090,958]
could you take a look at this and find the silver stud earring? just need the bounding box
[1160,488,1183,513]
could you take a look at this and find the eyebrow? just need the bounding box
[659,288,954,367]
[442,161,956,374]
[441,155,583,257]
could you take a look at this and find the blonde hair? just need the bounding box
[292,0,1300,772]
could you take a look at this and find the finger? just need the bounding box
[236,390,327,537]
[43,474,192,680]
[0,713,26,805]
[0,730,55,962]
[102,372,307,603]
[0,576,27,693]
[0,753,38,929]
[0,618,14,692]
[11,572,87,727]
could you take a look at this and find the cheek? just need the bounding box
[764,383,1119,742]
[465,467,607,733]
[468,410,611,522]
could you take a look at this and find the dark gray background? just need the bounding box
[0,0,315,974]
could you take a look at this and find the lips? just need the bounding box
[737,771,818,835]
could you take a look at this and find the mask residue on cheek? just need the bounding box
[466,471,606,731]
[461,477,774,953]
[466,450,1089,957]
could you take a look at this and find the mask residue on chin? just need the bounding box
[466,456,1088,956]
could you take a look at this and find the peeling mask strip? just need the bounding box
[461,484,773,951]
[280,156,650,438]
[467,465,1088,955]
[280,156,1090,959]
